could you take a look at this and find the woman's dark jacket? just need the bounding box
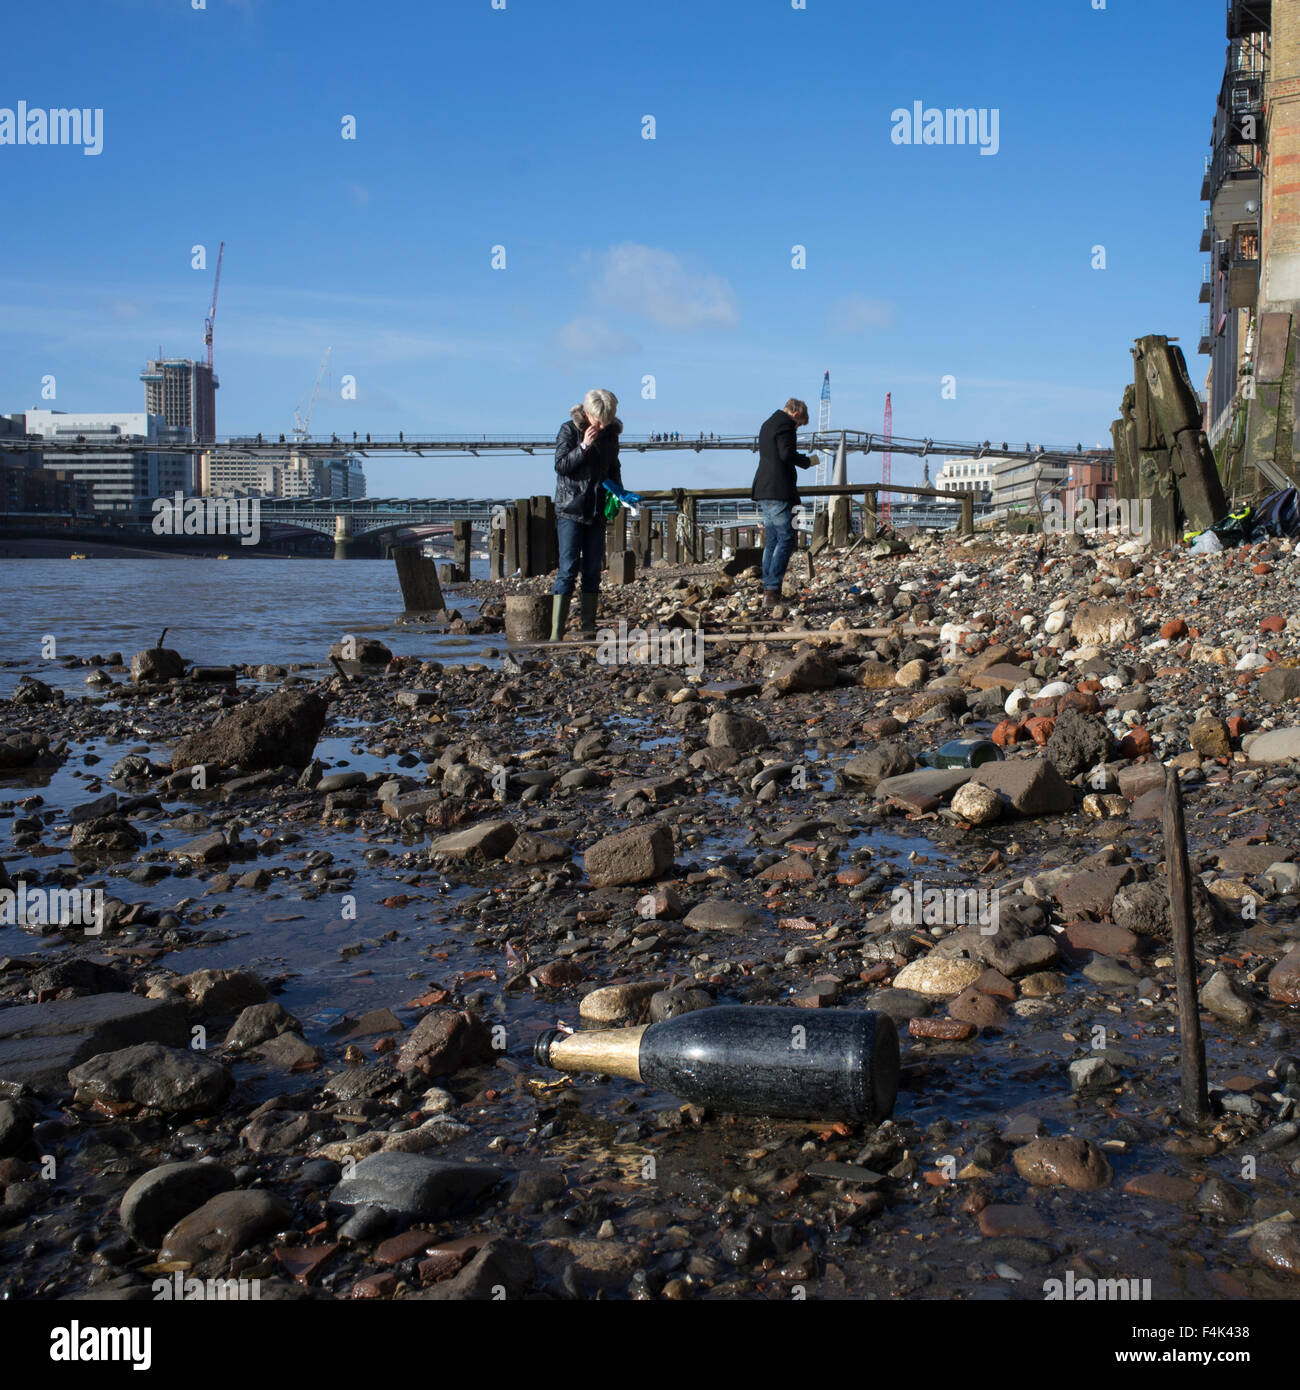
[554,409,624,523]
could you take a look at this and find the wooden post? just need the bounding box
[451,519,472,581]
[489,524,505,580]
[654,522,665,561]
[638,509,652,567]
[862,489,878,539]
[514,498,531,577]
[811,509,828,552]
[393,545,445,615]
[960,492,974,537]
[1163,774,1209,1124]
[683,496,698,563]
[665,516,679,564]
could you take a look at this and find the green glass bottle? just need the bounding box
[919,737,1003,769]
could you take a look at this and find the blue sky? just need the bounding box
[0,0,1226,497]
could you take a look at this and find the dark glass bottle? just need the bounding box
[535,1005,899,1122]
[919,737,1003,769]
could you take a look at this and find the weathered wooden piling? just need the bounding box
[392,545,445,615]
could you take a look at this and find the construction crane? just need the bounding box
[293,347,332,441]
[203,241,224,370]
[882,392,893,529]
[813,371,831,511]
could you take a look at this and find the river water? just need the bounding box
[0,556,490,694]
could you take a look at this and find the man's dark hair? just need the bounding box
[784,398,809,423]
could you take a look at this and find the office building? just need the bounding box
[22,410,193,513]
[141,358,218,441]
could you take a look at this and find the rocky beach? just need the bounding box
[1,528,1299,1303]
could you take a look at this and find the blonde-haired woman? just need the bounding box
[551,388,625,641]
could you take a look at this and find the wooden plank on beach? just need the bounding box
[507,625,938,651]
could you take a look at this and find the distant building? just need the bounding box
[22,410,193,513]
[1060,454,1116,513]
[991,455,1068,514]
[934,457,996,499]
[141,358,218,441]
[0,413,93,514]
[201,444,365,500]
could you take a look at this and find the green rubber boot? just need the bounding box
[580,591,598,639]
[550,592,572,642]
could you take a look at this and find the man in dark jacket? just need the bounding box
[551,388,624,640]
[751,397,813,606]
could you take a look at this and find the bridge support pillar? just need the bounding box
[333,513,353,560]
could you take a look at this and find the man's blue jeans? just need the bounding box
[553,515,604,595]
[759,500,796,592]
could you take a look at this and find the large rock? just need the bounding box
[1111,878,1216,939]
[873,767,972,811]
[1012,1136,1112,1190]
[706,711,769,751]
[170,690,328,772]
[119,1161,237,1249]
[1257,668,1300,705]
[0,732,49,769]
[682,899,765,931]
[328,637,392,666]
[1248,727,1300,763]
[396,1008,495,1078]
[1269,944,1300,1004]
[1056,865,1135,919]
[764,650,839,696]
[410,1238,536,1300]
[578,981,665,1025]
[130,648,186,684]
[428,819,517,860]
[842,742,914,788]
[584,823,674,887]
[951,781,1002,825]
[1044,708,1116,779]
[329,1152,501,1222]
[158,1189,290,1273]
[1201,970,1257,1027]
[892,958,984,998]
[973,758,1074,816]
[0,993,189,1091]
[178,969,268,1016]
[1070,602,1138,646]
[67,1042,233,1114]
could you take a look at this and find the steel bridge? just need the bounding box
[0,427,1097,469]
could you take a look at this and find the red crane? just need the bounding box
[203,241,225,369]
[882,392,893,529]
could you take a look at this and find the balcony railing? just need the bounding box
[1200,263,1213,304]
[1209,137,1262,206]
[1201,211,1213,252]
[1199,315,1213,356]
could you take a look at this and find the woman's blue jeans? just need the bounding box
[760,500,796,591]
[553,515,604,595]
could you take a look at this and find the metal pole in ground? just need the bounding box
[1163,774,1209,1123]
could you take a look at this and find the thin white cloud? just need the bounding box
[555,316,641,357]
[825,295,895,335]
[592,243,739,330]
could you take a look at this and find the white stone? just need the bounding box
[1235,652,1268,672]
[1044,611,1067,635]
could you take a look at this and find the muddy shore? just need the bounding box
[1,527,1298,1302]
